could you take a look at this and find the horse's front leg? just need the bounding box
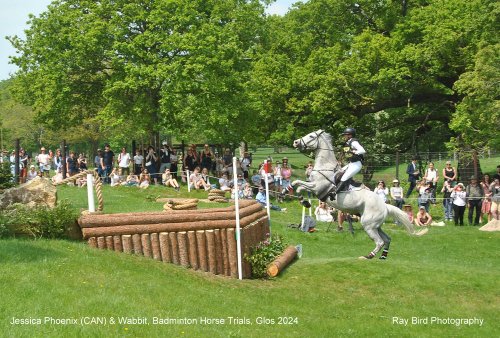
[292,179,316,194]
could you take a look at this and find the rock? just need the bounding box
[0,176,57,209]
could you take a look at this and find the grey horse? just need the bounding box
[292,130,428,259]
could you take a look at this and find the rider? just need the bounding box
[329,127,366,200]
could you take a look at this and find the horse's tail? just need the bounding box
[386,204,428,236]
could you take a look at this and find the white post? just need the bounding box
[233,157,243,280]
[301,206,306,231]
[308,198,312,217]
[186,170,190,192]
[264,173,271,222]
[87,173,95,213]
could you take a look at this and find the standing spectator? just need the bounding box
[170,149,179,179]
[417,181,432,212]
[451,183,467,226]
[390,179,404,209]
[493,165,500,181]
[37,147,51,177]
[222,148,233,177]
[77,153,88,171]
[480,174,492,223]
[54,149,63,173]
[184,148,198,172]
[101,144,115,183]
[118,147,131,176]
[423,162,439,203]
[200,144,214,172]
[19,149,29,183]
[273,161,282,194]
[490,178,500,221]
[145,146,158,184]
[374,180,389,203]
[442,161,457,187]
[158,142,171,174]
[405,156,420,198]
[66,151,78,177]
[466,176,484,226]
[250,170,261,195]
[240,151,252,179]
[133,149,144,175]
[94,149,102,169]
[415,206,432,226]
[441,179,454,221]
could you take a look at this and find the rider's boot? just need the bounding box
[329,180,348,200]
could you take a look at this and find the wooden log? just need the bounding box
[220,229,230,276]
[169,232,179,265]
[159,232,172,263]
[113,235,123,252]
[267,245,298,277]
[105,236,114,251]
[187,231,198,270]
[141,234,152,258]
[214,229,223,275]
[81,209,268,239]
[122,235,133,254]
[88,237,97,248]
[177,232,189,267]
[226,228,238,278]
[150,233,161,261]
[78,201,260,227]
[97,236,106,249]
[132,234,142,255]
[196,231,208,272]
[206,230,217,274]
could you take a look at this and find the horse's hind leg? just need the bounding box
[360,226,385,259]
[377,228,391,260]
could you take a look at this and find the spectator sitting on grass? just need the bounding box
[139,168,151,189]
[218,173,232,192]
[415,206,432,226]
[123,173,139,187]
[255,187,286,212]
[162,168,180,191]
[315,201,334,222]
[190,166,211,191]
[27,165,38,181]
[402,204,414,223]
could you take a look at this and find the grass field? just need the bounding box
[1,148,499,337]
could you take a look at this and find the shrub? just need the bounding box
[245,233,286,279]
[0,161,15,190]
[0,201,78,239]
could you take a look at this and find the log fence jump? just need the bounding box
[78,200,269,278]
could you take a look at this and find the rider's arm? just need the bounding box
[350,141,366,155]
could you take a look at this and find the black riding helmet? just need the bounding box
[342,127,356,137]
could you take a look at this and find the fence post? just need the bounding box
[395,151,400,180]
[62,140,67,179]
[15,139,20,184]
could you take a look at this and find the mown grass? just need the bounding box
[1,148,499,337]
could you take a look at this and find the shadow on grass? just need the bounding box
[0,239,63,263]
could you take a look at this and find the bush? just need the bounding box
[0,161,15,190]
[245,233,286,279]
[0,201,78,239]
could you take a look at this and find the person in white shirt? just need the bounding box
[133,149,144,175]
[315,201,334,222]
[374,180,389,203]
[36,147,51,177]
[450,183,467,226]
[390,179,404,209]
[118,148,131,176]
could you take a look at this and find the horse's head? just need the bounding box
[293,129,325,151]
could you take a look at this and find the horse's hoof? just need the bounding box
[358,256,368,260]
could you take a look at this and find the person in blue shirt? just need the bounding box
[255,187,286,212]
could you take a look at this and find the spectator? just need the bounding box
[242,183,253,199]
[94,149,102,169]
[441,179,454,221]
[66,151,78,177]
[466,176,484,226]
[222,148,233,177]
[451,183,467,226]
[201,167,216,189]
[493,165,500,181]
[161,168,180,191]
[281,159,293,196]
[101,144,115,184]
[200,144,214,172]
[374,180,389,203]
[490,178,500,221]
[144,146,157,184]
[250,170,261,195]
[19,149,29,183]
[218,173,232,192]
[402,204,414,223]
[260,162,275,191]
[27,165,38,181]
[118,147,131,176]
[415,206,432,226]
[133,149,144,175]
[480,174,492,223]
[390,179,404,209]
[110,167,121,187]
[170,149,179,179]
[78,153,88,171]
[54,149,63,173]
[37,147,51,177]
[423,162,439,203]
[236,173,246,189]
[123,173,139,187]
[417,181,432,212]
[442,161,457,187]
[139,168,151,189]
[51,168,63,184]
[158,142,172,174]
[273,161,282,194]
[315,201,334,222]
[184,148,198,172]
[240,151,252,179]
[405,156,421,198]
[255,187,286,212]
